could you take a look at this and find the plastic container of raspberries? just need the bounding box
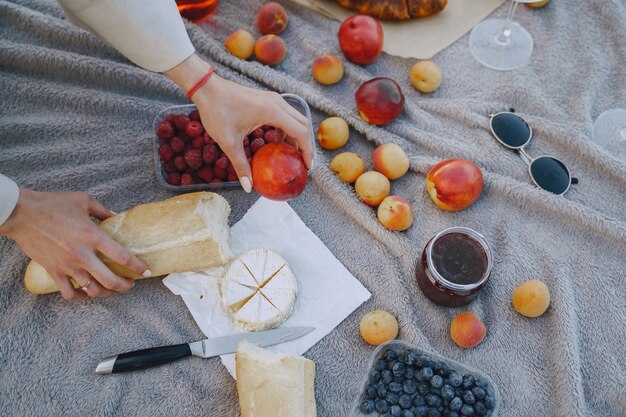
[152,93,316,192]
[351,340,500,417]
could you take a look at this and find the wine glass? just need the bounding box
[592,109,626,160]
[469,0,534,71]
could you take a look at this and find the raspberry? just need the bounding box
[156,121,174,140]
[203,133,215,146]
[184,149,203,170]
[185,121,204,138]
[174,115,190,130]
[264,129,281,144]
[227,172,239,182]
[261,124,272,131]
[213,166,227,180]
[244,146,251,158]
[210,178,222,184]
[178,132,191,142]
[174,155,188,171]
[215,156,229,170]
[226,163,237,177]
[188,109,201,121]
[166,114,176,124]
[162,161,177,174]
[158,144,174,161]
[250,137,265,153]
[166,172,182,185]
[170,137,185,153]
[180,173,194,186]
[252,128,265,139]
[198,166,214,182]
[192,136,204,149]
[242,136,250,147]
[203,144,219,165]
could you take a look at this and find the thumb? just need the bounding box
[221,139,253,193]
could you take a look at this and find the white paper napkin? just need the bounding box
[163,197,371,378]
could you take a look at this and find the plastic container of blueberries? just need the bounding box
[351,340,500,417]
[152,93,317,192]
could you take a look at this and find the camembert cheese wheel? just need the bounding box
[222,249,297,331]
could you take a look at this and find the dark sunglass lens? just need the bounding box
[530,156,570,195]
[491,113,531,148]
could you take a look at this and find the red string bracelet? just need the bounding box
[185,67,216,101]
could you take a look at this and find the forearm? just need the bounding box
[0,174,20,231]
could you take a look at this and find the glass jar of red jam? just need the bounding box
[416,227,493,307]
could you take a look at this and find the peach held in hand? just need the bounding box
[225,29,255,60]
[312,54,344,85]
[410,60,443,93]
[317,117,349,150]
[254,35,286,66]
[426,159,483,211]
[256,2,288,34]
[355,78,405,126]
[512,279,550,317]
[450,312,486,348]
[330,152,365,183]
[251,143,307,201]
[377,196,413,231]
[360,310,399,346]
[355,171,391,206]
[371,143,409,180]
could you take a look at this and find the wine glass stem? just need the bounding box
[497,0,519,44]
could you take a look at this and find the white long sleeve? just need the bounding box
[0,174,19,227]
[58,0,195,73]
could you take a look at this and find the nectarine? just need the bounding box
[251,142,307,201]
[355,78,405,126]
[225,29,255,60]
[254,34,286,66]
[317,117,349,150]
[371,143,409,180]
[330,152,365,183]
[450,312,486,348]
[338,15,383,65]
[355,171,390,206]
[426,159,483,211]
[312,54,344,85]
[377,196,413,231]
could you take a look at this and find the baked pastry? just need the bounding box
[336,0,447,20]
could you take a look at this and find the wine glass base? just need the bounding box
[592,109,626,160]
[469,18,534,71]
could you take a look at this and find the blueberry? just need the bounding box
[471,387,486,400]
[366,384,377,399]
[414,355,425,368]
[389,360,400,370]
[399,394,412,409]
[360,400,375,414]
[462,375,475,390]
[420,367,434,380]
[405,351,418,366]
[382,370,394,384]
[433,361,444,373]
[415,406,429,417]
[375,398,390,414]
[448,372,463,387]
[393,362,407,377]
[425,394,442,408]
[417,382,430,395]
[376,358,388,371]
[454,388,465,397]
[475,378,488,389]
[460,404,475,416]
[391,404,402,417]
[406,367,416,379]
[474,402,487,416]
[402,410,416,417]
[384,349,398,362]
[377,381,388,398]
[430,375,444,389]
[394,376,406,383]
[436,363,450,377]
[427,409,442,417]
[484,395,495,410]
[446,412,459,417]
[449,397,463,411]
[422,359,433,369]
[387,392,400,405]
[462,390,475,405]
[441,385,455,401]
[403,379,417,395]
[397,351,408,363]
[370,370,382,383]
[389,382,403,393]
[413,394,426,406]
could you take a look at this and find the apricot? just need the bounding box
[355,171,390,207]
[527,0,550,8]
[360,310,398,345]
[254,35,286,66]
[312,54,344,85]
[371,143,409,180]
[330,152,365,183]
[256,2,288,35]
[450,312,486,349]
[377,196,413,231]
[225,29,255,60]
[317,117,349,150]
[410,60,443,93]
[512,280,550,318]
[426,159,483,211]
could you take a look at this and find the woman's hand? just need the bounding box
[165,54,313,192]
[0,189,150,301]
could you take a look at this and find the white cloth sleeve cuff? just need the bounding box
[0,174,20,227]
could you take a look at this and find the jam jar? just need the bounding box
[416,227,493,307]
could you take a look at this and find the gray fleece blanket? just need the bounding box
[1,0,626,416]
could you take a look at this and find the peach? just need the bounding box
[426,159,483,211]
[312,54,344,85]
[410,60,443,93]
[377,196,413,231]
[359,310,398,346]
[450,312,486,349]
[355,171,391,206]
[371,143,409,180]
[527,0,550,8]
[254,35,287,66]
[251,143,307,201]
[225,29,255,60]
[330,152,365,183]
[317,117,349,150]
[256,2,288,35]
[512,280,550,318]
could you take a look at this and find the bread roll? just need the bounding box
[236,340,317,417]
[24,192,233,294]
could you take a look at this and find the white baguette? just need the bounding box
[24,192,233,294]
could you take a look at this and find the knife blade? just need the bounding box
[95,326,315,374]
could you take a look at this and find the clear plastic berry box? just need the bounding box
[152,93,316,192]
[351,340,500,417]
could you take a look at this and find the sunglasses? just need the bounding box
[488,111,578,195]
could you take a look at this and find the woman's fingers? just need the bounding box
[53,273,86,301]
[95,232,150,277]
[266,106,314,169]
[83,252,134,293]
[71,269,115,298]
[87,195,115,221]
